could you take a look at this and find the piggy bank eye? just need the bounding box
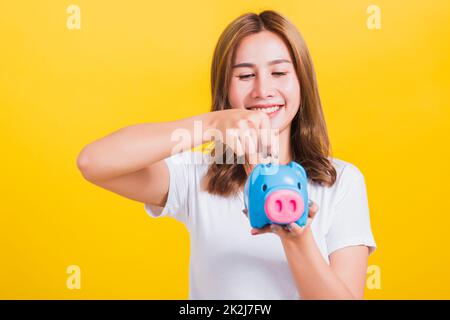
[297,182,302,190]
[262,184,267,192]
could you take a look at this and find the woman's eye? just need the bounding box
[238,74,254,80]
[273,72,287,76]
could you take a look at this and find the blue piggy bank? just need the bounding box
[243,161,309,229]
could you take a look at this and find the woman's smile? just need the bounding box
[246,104,286,119]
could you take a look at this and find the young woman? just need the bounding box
[77,10,376,300]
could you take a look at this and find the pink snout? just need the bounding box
[264,190,304,224]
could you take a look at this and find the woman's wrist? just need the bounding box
[202,110,219,135]
[171,111,217,150]
[281,226,314,254]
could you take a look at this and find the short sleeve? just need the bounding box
[325,164,377,257]
[144,151,192,225]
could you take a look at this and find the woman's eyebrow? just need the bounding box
[232,58,292,69]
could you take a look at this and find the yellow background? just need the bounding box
[1,0,449,299]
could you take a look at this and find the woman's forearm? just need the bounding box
[281,229,357,300]
[77,112,215,182]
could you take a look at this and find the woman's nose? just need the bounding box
[252,74,276,99]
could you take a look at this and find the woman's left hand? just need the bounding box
[243,201,319,241]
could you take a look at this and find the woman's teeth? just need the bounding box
[251,105,283,114]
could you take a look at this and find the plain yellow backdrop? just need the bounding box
[1,0,449,299]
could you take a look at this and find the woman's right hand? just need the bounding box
[207,108,279,164]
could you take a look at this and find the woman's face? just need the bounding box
[228,31,300,131]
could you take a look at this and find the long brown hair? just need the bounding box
[204,10,336,197]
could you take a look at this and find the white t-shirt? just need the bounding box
[144,150,377,300]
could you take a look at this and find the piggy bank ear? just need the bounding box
[288,161,307,179]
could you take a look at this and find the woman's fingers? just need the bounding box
[252,222,307,237]
[225,129,244,158]
[269,129,280,163]
[241,127,259,164]
[283,220,312,236]
[222,111,280,164]
[251,224,272,235]
[256,112,271,158]
[308,200,319,219]
[251,201,319,237]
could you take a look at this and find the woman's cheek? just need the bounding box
[229,81,247,106]
[228,81,241,108]
[284,76,300,95]
[284,78,301,109]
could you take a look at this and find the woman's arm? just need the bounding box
[281,228,369,299]
[76,108,272,206]
[76,112,216,205]
[252,202,369,299]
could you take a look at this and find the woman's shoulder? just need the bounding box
[325,157,367,199]
[305,157,369,217]
[329,157,366,182]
